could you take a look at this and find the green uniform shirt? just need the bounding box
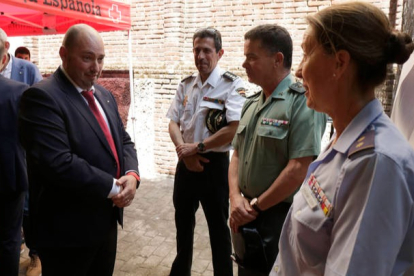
[233,74,327,202]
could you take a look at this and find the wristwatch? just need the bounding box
[197,142,206,153]
[250,197,262,212]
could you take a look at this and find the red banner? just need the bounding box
[0,0,130,36]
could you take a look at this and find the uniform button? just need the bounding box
[245,161,248,164]
[274,265,279,272]
[114,163,117,168]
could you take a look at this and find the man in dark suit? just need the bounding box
[19,24,140,276]
[0,36,29,276]
[0,28,42,86]
[0,29,43,276]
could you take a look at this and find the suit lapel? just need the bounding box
[55,69,114,158]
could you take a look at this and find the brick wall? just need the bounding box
[24,0,403,177]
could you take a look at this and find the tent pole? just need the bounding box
[128,29,136,143]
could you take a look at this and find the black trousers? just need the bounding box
[23,193,39,258]
[170,152,233,276]
[38,217,117,276]
[0,191,25,276]
[235,202,291,276]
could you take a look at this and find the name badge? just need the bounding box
[301,185,318,210]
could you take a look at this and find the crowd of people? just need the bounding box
[1,1,414,276]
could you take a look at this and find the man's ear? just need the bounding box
[4,41,10,50]
[275,52,284,67]
[217,48,224,60]
[59,46,67,64]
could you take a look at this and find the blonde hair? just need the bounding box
[308,1,414,88]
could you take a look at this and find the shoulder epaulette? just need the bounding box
[241,92,260,117]
[181,74,195,83]
[289,82,306,94]
[247,91,261,99]
[348,129,375,158]
[223,71,238,82]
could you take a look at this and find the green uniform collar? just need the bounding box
[270,74,295,100]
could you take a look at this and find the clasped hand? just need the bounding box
[111,175,137,208]
[176,143,198,159]
[176,143,210,172]
[229,194,258,233]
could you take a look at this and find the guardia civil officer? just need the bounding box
[166,27,246,276]
[229,24,327,276]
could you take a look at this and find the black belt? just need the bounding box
[198,151,229,159]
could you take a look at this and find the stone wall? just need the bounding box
[23,0,403,177]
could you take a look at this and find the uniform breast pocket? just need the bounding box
[182,102,194,121]
[257,125,288,154]
[236,124,246,139]
[292,185,329,232]
[257,125,288,139]
[290,185,332,268]
[236,124,246,135]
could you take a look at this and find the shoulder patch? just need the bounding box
[289,82,306,94]
[181,74,195,83]
[348,129,375,158]
[223,71,238,82]
[236,87,247,97]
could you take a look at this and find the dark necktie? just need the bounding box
[81,90,120,178]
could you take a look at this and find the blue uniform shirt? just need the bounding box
[272,99,414,276]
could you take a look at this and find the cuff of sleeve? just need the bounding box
[126,172,141,187]
[107,178,120,198]
[290,148,320,159]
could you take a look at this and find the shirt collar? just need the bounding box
[0,54,13,78]
[195,65,221,89]
[256,73,293,106]
[270,73,294,100]
[333,99,383,154]
[60,65,95,94]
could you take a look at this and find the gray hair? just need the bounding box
[0,28,7,58]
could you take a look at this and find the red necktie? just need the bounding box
[82,90,120,178]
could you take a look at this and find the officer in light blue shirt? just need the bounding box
[271,2,414,275]
[272,99,414,275]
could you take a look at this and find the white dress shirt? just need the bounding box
[166,66,245,152]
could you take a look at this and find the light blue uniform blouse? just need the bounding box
[271,99,414,276]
